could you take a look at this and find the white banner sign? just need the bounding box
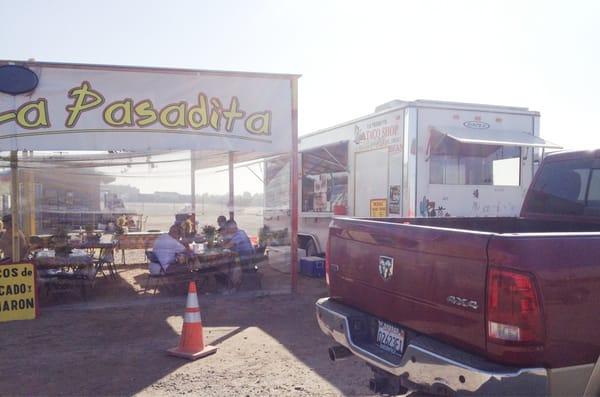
[0,62,295,153]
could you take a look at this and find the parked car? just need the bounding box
[317,149,600,396]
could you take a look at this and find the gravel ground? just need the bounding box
[0,272,380,396]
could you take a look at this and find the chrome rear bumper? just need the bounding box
[316,297,549,395]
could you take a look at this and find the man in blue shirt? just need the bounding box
[222,220,255,265]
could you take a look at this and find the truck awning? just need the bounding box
[433,127,562,149]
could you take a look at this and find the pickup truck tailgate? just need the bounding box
[328,217,492,355]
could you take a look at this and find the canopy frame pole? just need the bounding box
[10,151,20,263]
[290,78,299,293]
[190,150,196,231]
[228,151,234,221]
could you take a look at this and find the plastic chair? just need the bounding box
[144,250,189,295]
[38,253,98,300]
[240,245,267,290]
[95,245,117,279]
[144,250,166,294]
[94,235,117,279]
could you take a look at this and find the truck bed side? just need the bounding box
[328,217,491,357]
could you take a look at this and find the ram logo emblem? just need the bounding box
[378,256,394,281]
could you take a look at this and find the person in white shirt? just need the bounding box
[149,225,187,275]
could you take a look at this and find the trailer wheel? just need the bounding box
[305,240,318,257]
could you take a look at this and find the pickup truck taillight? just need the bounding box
[486,267,544,345]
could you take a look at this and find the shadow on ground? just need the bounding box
[0,267,374,396]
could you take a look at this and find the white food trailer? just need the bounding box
[264,99,561,256]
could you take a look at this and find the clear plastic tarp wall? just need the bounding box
[0,61,299,292]
[0,150,293,293]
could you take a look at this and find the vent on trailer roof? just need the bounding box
[374,100,408,113]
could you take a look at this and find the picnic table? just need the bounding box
[189,248,244,288]
[31,234,120,274]
[117,232,163,265]
[70,241,117,250]
[34,249,96,298]
[187,247,238,270]
[145,247,241,293]
[31,233,115,249]
[31,232,156,263]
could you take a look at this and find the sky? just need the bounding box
[2,0,600,194]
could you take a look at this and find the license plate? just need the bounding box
[376,320,405,355]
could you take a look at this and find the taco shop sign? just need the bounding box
[0,263,37,322]
[0,62,295,152]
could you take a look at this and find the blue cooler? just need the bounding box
[299,256,326,278]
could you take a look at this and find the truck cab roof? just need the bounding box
[543,149,600,162]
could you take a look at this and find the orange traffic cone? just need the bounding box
[167,281,217,360]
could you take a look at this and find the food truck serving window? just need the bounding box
[428,127,561,187]
[301,142,348,212]
[429,132,521,186]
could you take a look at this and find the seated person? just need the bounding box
[29,235,44,251]
[216,215,227,235]
[221,220,255,265]
[0,215,30,262]
[148,225,188,275]
[182,219,196,238]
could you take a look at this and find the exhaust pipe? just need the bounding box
[328,345,352,361]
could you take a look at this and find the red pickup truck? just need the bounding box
[316,150,600,396]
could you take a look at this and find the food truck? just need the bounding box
[264,99,561,256]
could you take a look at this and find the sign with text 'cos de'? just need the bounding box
[0,263,37,322]
[0,62,296,153]
[370,199,388,218]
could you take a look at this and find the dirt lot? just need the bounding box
[0,269,379,396]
